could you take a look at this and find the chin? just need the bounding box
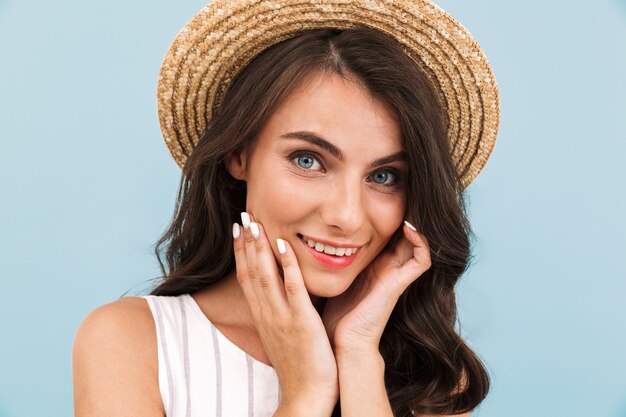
[302,272,356,298]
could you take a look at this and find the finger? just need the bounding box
[232,222,260,314]
[240,212,264,302]
[389,231,417,266]
[398,221,432,280]
[403,221,431,261]
[249,221,289,314]
[275,237,315,316]
[383,221,422,267]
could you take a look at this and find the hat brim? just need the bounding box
[157,0,500,188]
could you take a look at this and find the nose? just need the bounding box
[320,175,366,235]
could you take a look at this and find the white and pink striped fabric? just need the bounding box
[142,294,281,417]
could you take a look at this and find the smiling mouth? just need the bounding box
[296,234,361,257]
[295,233,361,270]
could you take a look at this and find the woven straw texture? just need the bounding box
[156,0,500,189]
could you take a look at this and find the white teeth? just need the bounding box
[303,236,358,257]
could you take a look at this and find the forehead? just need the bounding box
[257,71,403,158]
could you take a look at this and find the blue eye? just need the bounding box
[372,171,389,184]
[291,152,323,171]
[289,151,401,190]
[370,169,400,188]
[297,155,316,169]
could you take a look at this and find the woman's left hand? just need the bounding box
[321,221,432,353]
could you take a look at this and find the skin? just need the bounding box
[223,71,438,414]
[231,70,408,300]
[71,69,469,416]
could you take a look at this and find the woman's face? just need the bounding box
[229,71,407,298]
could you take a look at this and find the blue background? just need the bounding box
[1,0,625,416]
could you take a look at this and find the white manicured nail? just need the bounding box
[250,222,259,239]
[404,220,417,231]
[232,223,240,239]
[277,238,286,254]
[241,212,251,229]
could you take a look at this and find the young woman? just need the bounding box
[72,2,500,416]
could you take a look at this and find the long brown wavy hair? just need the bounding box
[147,28,490,416]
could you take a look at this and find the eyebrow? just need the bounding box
[279,131,407,168]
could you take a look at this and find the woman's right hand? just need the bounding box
[233,212,339,414]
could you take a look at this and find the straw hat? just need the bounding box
[156,0,500,188]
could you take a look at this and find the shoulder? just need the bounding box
[73,297,156,361]
[72,297,164,417]
[77,296,155,330]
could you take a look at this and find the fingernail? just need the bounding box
[232,223,240,239]
[250,222,260,239]
[277,238,286,254]
[241,212,251,229]
[404,220,417,231]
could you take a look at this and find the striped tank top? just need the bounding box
[142,294,281,417]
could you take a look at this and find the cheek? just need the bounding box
[247,169,315,224]
[370,196,405,241]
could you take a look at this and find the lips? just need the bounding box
[300,235,359,256]
[297,234,361,269]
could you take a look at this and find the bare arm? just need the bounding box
[336,347,392,416]
[72,297,164,417]
[335,347,470,417]
[322,224,471,417]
